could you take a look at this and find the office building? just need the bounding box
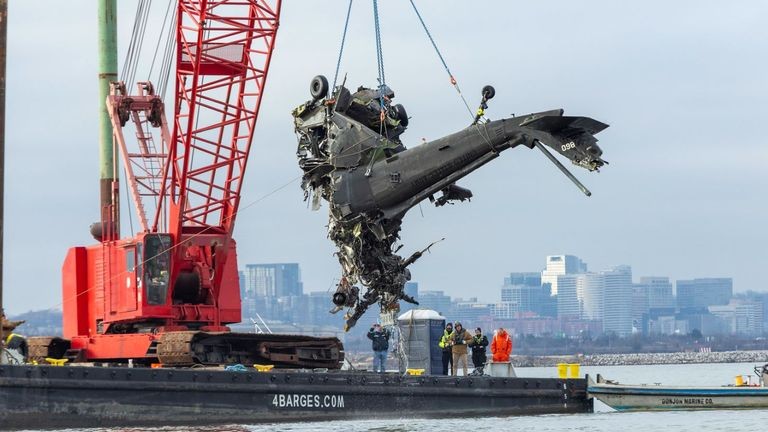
[601,265,633,336]
[238,270,246,300]
[577,272,604,321]
[452,300,492,324]
[557,274,580,319]
[709,301,764,335]
[643,277,675,310]
[419,290,452,316]
[491,301,520,319]
[243,263,303,298]
[632,277,675,334]
[676,278,732,310]
[501,272,543,314]
[541,255,587,296]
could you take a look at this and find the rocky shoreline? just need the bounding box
[512,350,768,367]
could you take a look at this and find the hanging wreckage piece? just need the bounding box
[293,76,609,330]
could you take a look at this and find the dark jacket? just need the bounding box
[470,335,489,354]
[367,328,390,352]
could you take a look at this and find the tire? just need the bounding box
[310,75,329,101]
[482,85,496,100]
[332,292,347,306]
[392,103,409,127]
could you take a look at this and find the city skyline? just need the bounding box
[232,254,766,339]
[236,254,757,305]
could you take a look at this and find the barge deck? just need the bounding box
[0,364,592,429]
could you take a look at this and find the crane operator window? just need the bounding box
[144,234,172,305]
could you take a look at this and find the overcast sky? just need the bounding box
[4,1,767,315]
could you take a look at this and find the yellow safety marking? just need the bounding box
[254,364,275,372]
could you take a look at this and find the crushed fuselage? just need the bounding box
[293,77,608,330]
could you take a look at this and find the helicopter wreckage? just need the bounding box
[293,75,609,330]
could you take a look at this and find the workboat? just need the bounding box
[0,364,592,430]
[588,363,768,411]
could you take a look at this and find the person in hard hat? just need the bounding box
[367,323,390,373]
[451,322,473,376]
[491,327,513,362]
[438,322,454,375]
[469,327,489,375]
[4,333,28,363]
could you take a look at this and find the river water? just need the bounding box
[52,362,768,432]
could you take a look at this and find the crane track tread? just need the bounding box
[156,331,344,368]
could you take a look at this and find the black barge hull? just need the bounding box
[0,365,592,429]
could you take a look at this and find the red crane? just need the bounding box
[48,1,343,367]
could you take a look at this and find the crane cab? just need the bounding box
[61,232,241,361]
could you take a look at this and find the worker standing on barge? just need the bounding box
[491,327,513,362]
[438,322,454,375]
[367,323,390,373]
[451,322,473,376]
[470,327,489,375]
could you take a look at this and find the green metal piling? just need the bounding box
[98,0,118,238]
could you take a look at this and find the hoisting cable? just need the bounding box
[372,0,388,130]
[148,0,175,82]
[408,0,474,120]
[121,0,154,87]
[120,0,146,82]
[158,16,176,100]
[372,0,386,88]
[365,0,390,176]
[331,0,354,92]
[131,0,153,87]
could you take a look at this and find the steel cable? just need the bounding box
[332,0,354,92]
[408,0,474,119]
[148,0,174,81]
